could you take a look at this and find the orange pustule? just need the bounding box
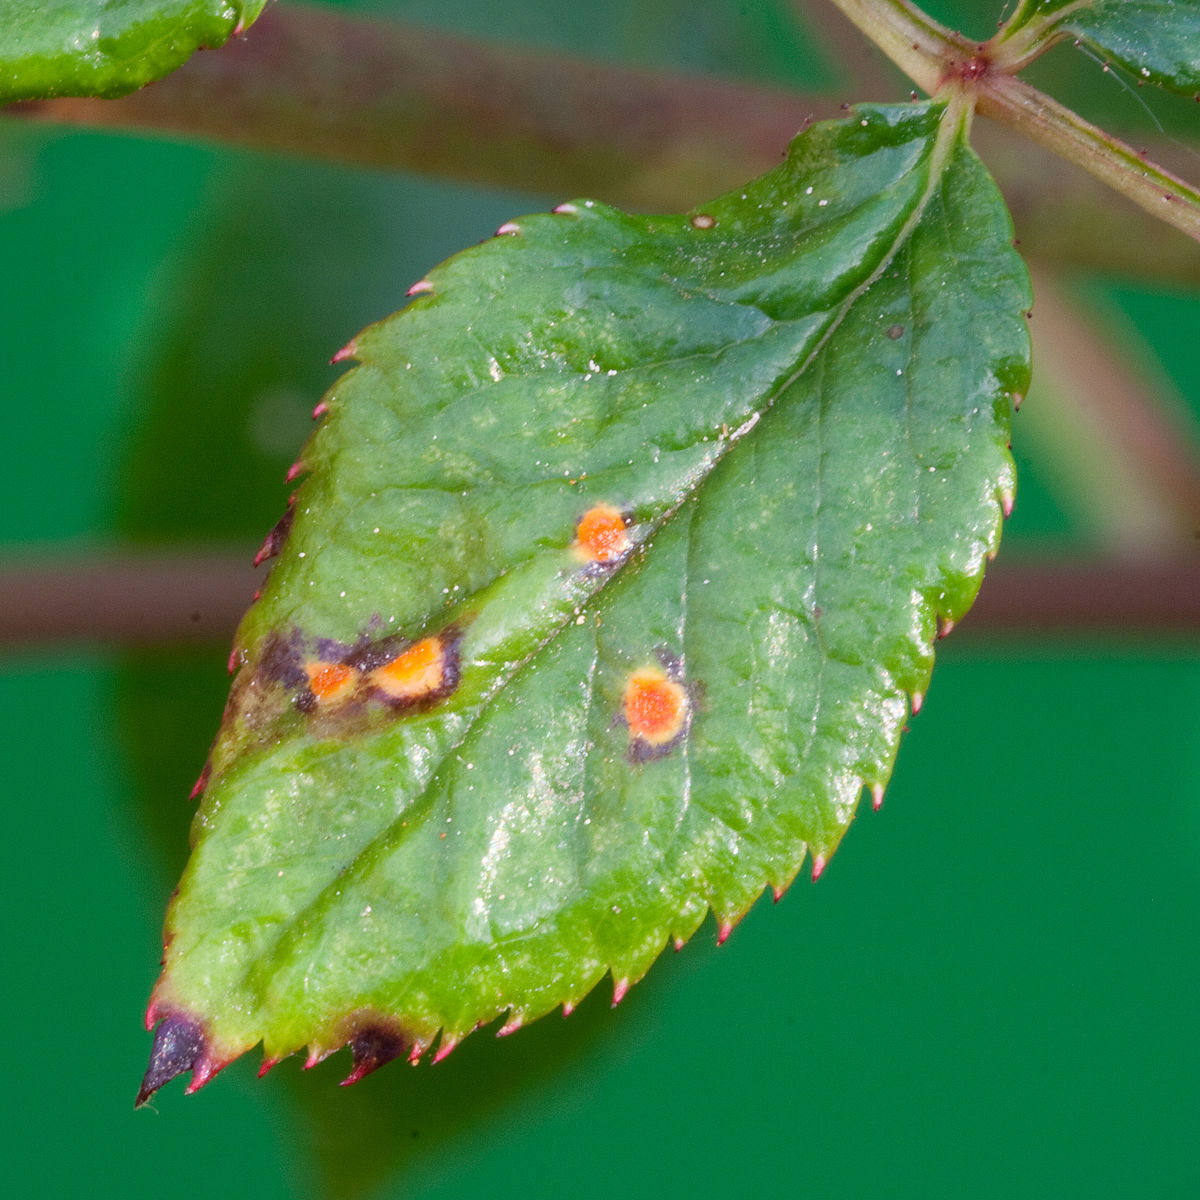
[371,637,446,702]
[623,667,688,745]
[304,661,356,702]
[574,504,631,564]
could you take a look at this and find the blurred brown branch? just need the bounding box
[4,547,1200,649]
[6,2,1200,281]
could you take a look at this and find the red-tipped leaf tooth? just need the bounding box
[552,202,580,215]
[252,505,295,568]
[252,533,276,568]
[611,978,630,1007]
[144,998,162,1033]
[188,761,211,801]
[1001,487,1015,518]
[303,1046,333,1070]
[312,399,330,420]
[227,647,240,675]
[872,782,885,811]
[937,616,955,638]
[561,1000,575,1018]
[432,1035,459,1063]
[811,853,828,882]
[716,920,734,946]
[284,459,306,484]
[673,936,686,952]
[911,691,924,715]
[1012,391,1024,412]
[772,883,786,903]
[406,279,434,296]
[258,1057,280,1079]
[496,1014,524,1038]
[494,220,521,236]
[184,1052,232,1095]
[330,340,357,364]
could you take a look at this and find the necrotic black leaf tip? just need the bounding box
[135,1014,207,1107]
[341,1025,409,1087]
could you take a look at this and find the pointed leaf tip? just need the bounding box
[135,1014,208,1107]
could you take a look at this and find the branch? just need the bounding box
[5,549,1200,647]
[8,1,1200,276]
[978,73,1200,247]
[4,3,830,212]
[0,548,260,647]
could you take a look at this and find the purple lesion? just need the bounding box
[341,1022,411,1086]
[135,1013,209,1108]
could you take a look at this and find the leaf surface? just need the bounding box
[140,100,1031,1099]
[0,0,268,103]
[1002,0,1200,92]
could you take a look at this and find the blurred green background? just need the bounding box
[2,1,1199,1196]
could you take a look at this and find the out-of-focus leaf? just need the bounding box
[0,0,268,103]
[1000,0,1200,93]
[139,100,1031,1101]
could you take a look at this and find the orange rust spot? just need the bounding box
[574,504,631,564]
[623,667,688,746]
[305,661,356,702]
[370,637,446,702]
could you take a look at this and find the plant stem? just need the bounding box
[822,0,965,96]
[823,0,1200,245]
[978,73,1200,245]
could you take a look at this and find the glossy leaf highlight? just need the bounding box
[141,100,1031,1100]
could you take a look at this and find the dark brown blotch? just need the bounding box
[342,1024,409,1087]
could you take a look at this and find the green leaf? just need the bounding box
[139,100,1031,1100]
[0,0,268,103]
[1002,0,1200,93]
